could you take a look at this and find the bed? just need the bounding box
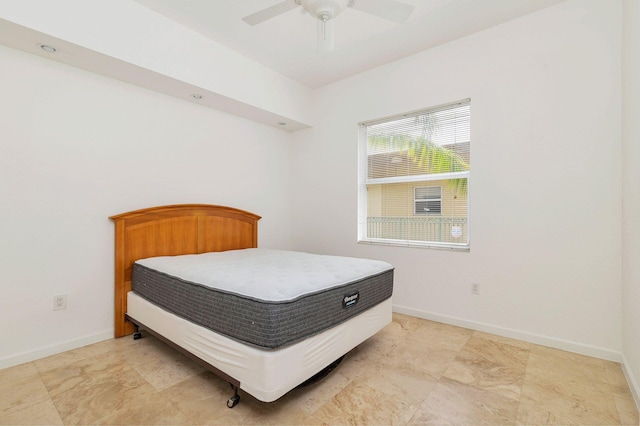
[110,204,393,407]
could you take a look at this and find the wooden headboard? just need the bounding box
[110,204,261,337]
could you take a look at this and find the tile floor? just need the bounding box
[1,313,638,425]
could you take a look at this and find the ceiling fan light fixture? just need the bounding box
[243,0,413,53]
[299,0,351,21]
[318,12,331,22]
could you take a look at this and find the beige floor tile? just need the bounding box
[40,351,141,397]
[472,331,532,350]
[83,335,141,356]
[366,319,414,355]
[0,363,50,415]
[392,313,428,334]
[606,363,637,397]
[393,336,459,378]
[235,395,311,426]
[613,394,640,426]
[516,397,622,426]
[241,349,406,423]
[307,355,437,425]
[0,398,63,426]
[526,350,610,388]
[516,400,574,425]
[33,346,103,374]
[373,365,438,403]
[308,371,430,426]
[409,376,520,425]
[91,390,192,425]
[353,329,399,358]
[602,362,640,424]
[163,368,343,426]
[39,351,156,425]
[519,364,621,425]
[457,335,530,370]
[33,337,143,375]
[443,335,529,401]
[0,362,39,382]
[161,370,248,425]
[408,321,473,352]
[335,340,392,381]
[529,344,611,371]
[274,369,353,415]
[124,335,205,392]
[33,351,88,375]
[443,360,525,402]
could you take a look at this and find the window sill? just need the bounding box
[358,239,470,252]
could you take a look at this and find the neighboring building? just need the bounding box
[366,142,469,245]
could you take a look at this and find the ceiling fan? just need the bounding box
[242,0,415,52]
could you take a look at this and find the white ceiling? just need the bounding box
[0,0,565,130]
[133,0,565,89]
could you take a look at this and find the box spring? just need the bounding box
[127,292,392,402]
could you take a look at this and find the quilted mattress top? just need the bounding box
[135,248,393,302]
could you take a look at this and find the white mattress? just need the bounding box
[135,248,393,301]
[127,291,392,402]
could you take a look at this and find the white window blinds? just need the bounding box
[358,99,470,249]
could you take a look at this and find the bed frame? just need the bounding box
[110,204,261,407]
[110,204,390,408]
[110,204,260,338]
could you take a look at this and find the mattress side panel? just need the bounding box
[132,264,393,348]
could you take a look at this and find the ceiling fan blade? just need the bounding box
[242,1,299,25]
[350,0,414,23]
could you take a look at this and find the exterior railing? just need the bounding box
[366,216,468,244]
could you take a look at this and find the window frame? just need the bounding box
[357,99,470,251]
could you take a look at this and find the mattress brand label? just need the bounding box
[342,291,359,309]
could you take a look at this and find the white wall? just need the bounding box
[292,0,623,360]
[622,0,640,406]
[0,0,634,398]
[0,0,314,129]
[0,45,294,367]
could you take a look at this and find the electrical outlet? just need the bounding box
[471,283,480,295]
[53,294,67,310]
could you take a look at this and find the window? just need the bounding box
[414,186,442,215]
[358,99,470,249]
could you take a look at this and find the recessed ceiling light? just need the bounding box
[38,44,57,53]
[278,122,287,126]
[191,94,203,100]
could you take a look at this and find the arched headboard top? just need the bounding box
[110,203,261,223]
[110,204,261,337]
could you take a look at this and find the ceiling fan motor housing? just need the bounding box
[298,0,354,21]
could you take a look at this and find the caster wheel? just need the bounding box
[133,332,142,340]
[227,395,240,408]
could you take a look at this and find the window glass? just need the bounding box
[414,186,442,215]
[358,99,470,249]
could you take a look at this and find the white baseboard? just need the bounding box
[621,353,640,414]
[0,330,113,370]
[392,304,621,362]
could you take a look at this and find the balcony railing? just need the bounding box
[367,216,468,244]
